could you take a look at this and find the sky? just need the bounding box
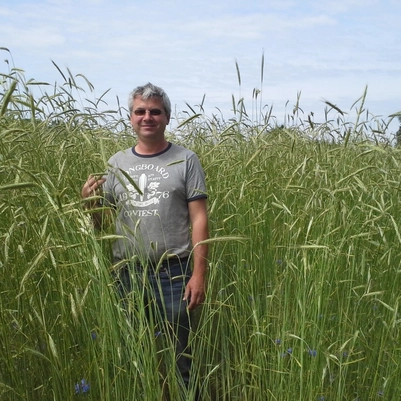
[1,0,401,136]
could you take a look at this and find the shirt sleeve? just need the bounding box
[186,153,207,202]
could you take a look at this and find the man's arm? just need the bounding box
[184,197,209,310]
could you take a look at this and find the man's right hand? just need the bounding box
[81,175,106,206]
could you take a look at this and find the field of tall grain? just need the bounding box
[1,67,401,401]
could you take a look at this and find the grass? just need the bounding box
[1,59,401,400]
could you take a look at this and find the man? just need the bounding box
[81,83,209,394]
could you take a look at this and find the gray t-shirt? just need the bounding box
[103,142,207,264]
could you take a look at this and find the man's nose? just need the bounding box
[143,110,154,118]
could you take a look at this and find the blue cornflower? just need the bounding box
[308,349,317,357]
[75,379,90,394]
[91,331,97,340]
[281,348,293,358]
[275,338,281,345]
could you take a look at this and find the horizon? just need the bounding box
[1,0,400,136]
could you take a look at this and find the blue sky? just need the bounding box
[1,0,400,134]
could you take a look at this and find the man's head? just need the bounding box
[129,83,171,144]
[128,83,171,120]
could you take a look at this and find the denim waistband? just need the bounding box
[134,256,190,270]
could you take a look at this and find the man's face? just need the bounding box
[130,96,170,141]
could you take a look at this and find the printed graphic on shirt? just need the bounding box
[119,164,170,209]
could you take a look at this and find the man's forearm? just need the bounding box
[191,218,209,278]
[188,198,209,277]
[192,241,208,277]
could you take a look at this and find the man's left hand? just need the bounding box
[184,275,206,310]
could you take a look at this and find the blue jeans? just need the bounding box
[115,258,193,386]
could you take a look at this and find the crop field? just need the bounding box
[1,64,401,400]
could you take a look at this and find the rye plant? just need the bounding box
[1,57,401,400]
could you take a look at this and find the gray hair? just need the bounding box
[128,83,171,118]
